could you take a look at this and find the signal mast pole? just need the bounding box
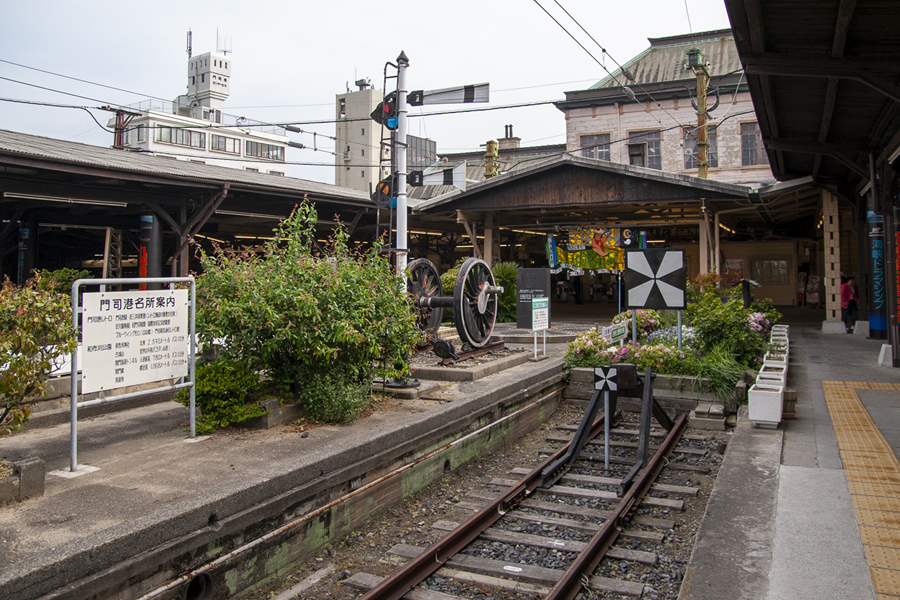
[396,52,409,274]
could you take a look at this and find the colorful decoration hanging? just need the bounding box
[546,228,625,271]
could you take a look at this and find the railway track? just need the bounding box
[323,407,719,600]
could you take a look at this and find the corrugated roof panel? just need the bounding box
[0,129,368,201]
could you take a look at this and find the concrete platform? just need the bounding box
[0,341,571,600]
[3,312,899,600]
[682,324,900,600]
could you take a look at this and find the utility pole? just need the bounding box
[100,105,141,150]
[687,49,710,179]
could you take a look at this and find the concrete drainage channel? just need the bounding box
[2,358,565,600]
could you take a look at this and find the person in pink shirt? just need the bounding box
[840,276,859,334]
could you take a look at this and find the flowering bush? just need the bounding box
[687,293,767,367]
[594,342,688,374]
[1,274,78,435]
[747,312,771,336]
[647,325,698,350]
[564,328,610,369]
[566,335,687,374]
[610,309,664,340]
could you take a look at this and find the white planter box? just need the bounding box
[771,325,789,335]
[759,363,787,383]
[763,353,788,369]
[757,371,786,386]
[749,383,783,428]
[770,335,789,345]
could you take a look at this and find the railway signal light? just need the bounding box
[371,173,397,208]
[371,91,398,130]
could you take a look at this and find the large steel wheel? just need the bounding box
[453,257,499,348]
[407,258,443,342]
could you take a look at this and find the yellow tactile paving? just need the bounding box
[857,510,900,529]
[873,568,900,596]
[854,495,900,513]
[865,545,900,570]
[848,480,900,499]
[823,381,900,597]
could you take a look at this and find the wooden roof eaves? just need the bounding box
[414,155,750,214]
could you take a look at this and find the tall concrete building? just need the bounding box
[335,82,387,193]
[110,38,292,175]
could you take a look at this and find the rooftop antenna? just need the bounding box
[217,30,233,55]
[186,29,192,59]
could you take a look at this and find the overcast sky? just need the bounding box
[0,0,732,183]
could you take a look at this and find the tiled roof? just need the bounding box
[592,29,741,89]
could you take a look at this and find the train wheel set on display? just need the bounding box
[406,257,505,362]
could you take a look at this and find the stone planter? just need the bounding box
[748,383,783,428]
[770,333,789,345]
[757,363,787,386]
[0,458,45,506]
[763,352,788,369]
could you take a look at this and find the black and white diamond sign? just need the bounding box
[624,249,687,310]
[594,366,617,392]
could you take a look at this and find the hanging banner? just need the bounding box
[546,235,558,268]
[868,213,887,339]
[724,259,744,284]
[549,227,626,271]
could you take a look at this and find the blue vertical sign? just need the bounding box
[868,213,887,339]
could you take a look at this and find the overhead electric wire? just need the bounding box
[0,75,124,107]
[531,0,689,131]
[0,58,170,104]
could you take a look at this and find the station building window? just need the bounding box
[741,122,769,166]
[627,130,661,169]
[683,126,718,169]
[580,133,610,160]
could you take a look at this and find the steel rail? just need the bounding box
[545,410,689,600]
[359,413,609,600]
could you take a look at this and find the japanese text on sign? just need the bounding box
[532,297,549,332]
[81,290,189,394]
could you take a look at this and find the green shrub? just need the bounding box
[174,359,266,434]
[491,261,518,323]
[35,268,92,296]
[686,293,766,367]
[691,343,748,410]
[1,274,78,434]
[194,200,420,423]
[298,370,372,423]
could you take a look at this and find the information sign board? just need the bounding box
[516,268,551,329]
[531,297,550,332]
[603,322,628,343]
[81,289,189,393]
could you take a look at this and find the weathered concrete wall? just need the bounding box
[564,92,774,187]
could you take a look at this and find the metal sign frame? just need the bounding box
[69,277,197,472]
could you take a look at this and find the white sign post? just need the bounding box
[531,296,550,359]
[69,277,197,473]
